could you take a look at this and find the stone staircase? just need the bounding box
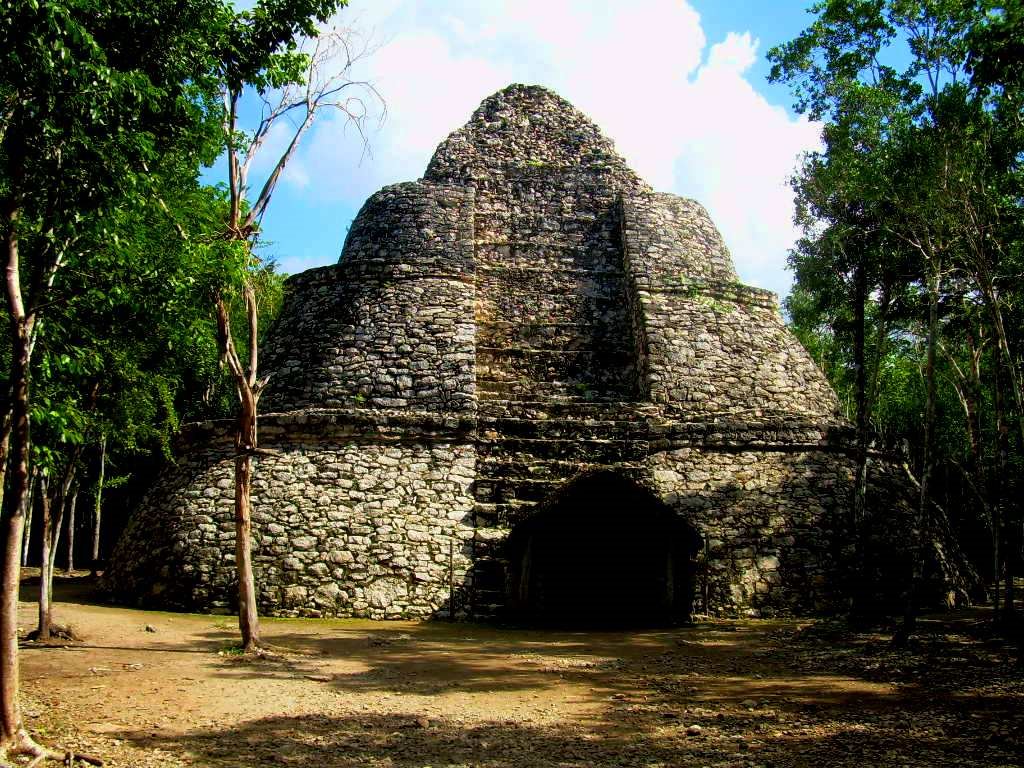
[473,225,639,403]
[467,399,653,616]
[465,193,647,616]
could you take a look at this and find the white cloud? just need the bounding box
[671,31,822,294]
[259,1,821,297]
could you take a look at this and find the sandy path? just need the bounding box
[16,576,1024,767]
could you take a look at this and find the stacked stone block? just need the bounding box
[106,84,919,620]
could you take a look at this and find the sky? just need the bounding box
[232,0,824,299]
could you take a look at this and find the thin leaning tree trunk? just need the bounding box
[37,476,53,642]
[39,458,77,640]
[235,393,261,652]
[994,354,1013,620]
[46,489,64,583]
[897,260,941,645]
[20,470,36,567]
[46,462,75,585]
[91,436,105,574]
[851,259,870,619]
[66,489,77,575]
[216,290,264,652]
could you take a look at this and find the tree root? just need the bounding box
[1,729,103,767]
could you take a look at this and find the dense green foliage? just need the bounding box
[770,0,1023,618]
[0,0,329,565]
[0,0,347,751]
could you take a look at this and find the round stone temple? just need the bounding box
[105,84,915,623]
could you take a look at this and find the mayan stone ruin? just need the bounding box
[106,84,910,623]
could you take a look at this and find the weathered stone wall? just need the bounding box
[621,196,842,419]
[467,403,858,616]
[261,182,476,413]
[105,412,477,619]
[428,84,648,403]
[648,447,851,614]
[623,193,738,285]
[106,84,930,622]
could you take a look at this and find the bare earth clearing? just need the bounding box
[18,575,1024,768]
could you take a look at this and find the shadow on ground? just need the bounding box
[124,615,1024,768]
[25,574,1024,768]
[123,694,1022,768]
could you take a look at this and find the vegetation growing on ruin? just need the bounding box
[770,0,1023,633]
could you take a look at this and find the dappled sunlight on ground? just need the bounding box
[17,575,1024,767]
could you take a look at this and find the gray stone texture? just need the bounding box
[261,182,477,414]
[106,84,918,619]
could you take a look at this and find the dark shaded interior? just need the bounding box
[505,472,701,627]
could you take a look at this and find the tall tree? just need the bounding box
[211,2,380,653]
[0,1,230,761]
[769,0,1023,635]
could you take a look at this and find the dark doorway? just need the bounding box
[505,472,701,627]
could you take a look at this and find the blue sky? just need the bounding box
[225,1,823,298]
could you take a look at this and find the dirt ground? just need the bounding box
[15,574,1024,768]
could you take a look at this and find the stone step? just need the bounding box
[477,320,632,351]
[477,345,634,357]
[472,501,537,528]
[469,597,505,620]
[474,238,620,252]
[476,348,637,393]
[477,272,625,300]
[476,436,644,463]
[467,553,510,599]
[476,262,625,279]
[475,287,631,328]
[477,379,634,401]
[472,203,623,248]
[473,477,563,504]
[474,456,602,482]
[477,399,659,421]
[477,415,645,441]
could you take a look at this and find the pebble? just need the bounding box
[144,624,157,633]
[686,724,703,736]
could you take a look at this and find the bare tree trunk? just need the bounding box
[216,291,264,653]
[46,492,64,583]
[235,401,261,652]
[989,347,1006,616]
[942,330,991,602]
[1011,518,1021,619]
[20,469,36,567]
[37,458,78,641]
[1,198,31,749]
[65,489,77,575]
[37,476,52,642]
[896,261,941,646]
[0,501,27,752]
[91,436,105,576]
[994,354,1014,621]
[45,463,75,583]
[0,426,9,518]
[977,273,1024,448]
[851,259,870,619]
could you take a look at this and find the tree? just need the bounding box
[0,1,231,760]
[211,4,380,653]
[770,0,1023,637]
[20,171,236,640]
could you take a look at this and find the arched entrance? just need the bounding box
[505,472,701,626]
